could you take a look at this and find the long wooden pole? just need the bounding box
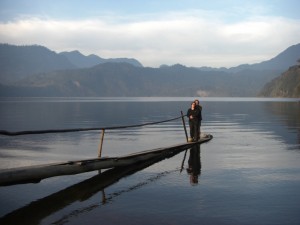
[98,129,105,158]
[181,111,188,142]
[180,149,188,173]
[180,111,189,172]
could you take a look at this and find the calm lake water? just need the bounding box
[0,97,300,225]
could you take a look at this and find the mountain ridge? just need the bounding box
[0,44,76,83]
[59,50,143,68]
[0,43,299,97]
[197,43,300,73]
[0,43,143,84]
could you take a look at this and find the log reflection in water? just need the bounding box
[0,148,185,225]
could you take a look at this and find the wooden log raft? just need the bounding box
[0,135,212,186]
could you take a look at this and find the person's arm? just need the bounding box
[187,109,191,118]
[193,108,200,119]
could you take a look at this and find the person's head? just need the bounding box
[194,99,199,105]
[191,102,196,109]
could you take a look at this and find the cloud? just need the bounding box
[0,11,299,67]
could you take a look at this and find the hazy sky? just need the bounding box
[0,0,299,67]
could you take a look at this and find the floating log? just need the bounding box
[0,135,212,186]
[0,148,184,225]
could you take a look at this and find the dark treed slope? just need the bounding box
[0,63,228,97]
[259,64,300,98]
[0,63,291,97]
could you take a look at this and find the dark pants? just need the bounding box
[197,121,201,138]
[187,144,201,184]
[189,119,198,140]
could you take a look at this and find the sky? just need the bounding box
[0,0,300,68]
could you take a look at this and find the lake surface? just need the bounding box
[0,97,300,225]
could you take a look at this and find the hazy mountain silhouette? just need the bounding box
[226,43,300,72]
[0,44,75,83]
[0,43,299,97]
[0,44,143,84]
[59,50,143,68]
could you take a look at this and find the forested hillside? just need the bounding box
[259,65,300,98]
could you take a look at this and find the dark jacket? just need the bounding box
[195,105,202,121]
[187,108,199,122]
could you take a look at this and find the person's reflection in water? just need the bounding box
[186,144,201,185]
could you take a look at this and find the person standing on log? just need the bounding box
[194,99,202,139]
[187,102,199,142]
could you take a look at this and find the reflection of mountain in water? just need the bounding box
[0,100,187,131]
[263,102,300,148]
[203,100,299,149]
[0,100,188,160]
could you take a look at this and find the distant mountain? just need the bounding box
[59,50,143,68]
[223,43,300,72]
[0,63,216,97]
[259,65,300,98]
[59,51,101,68]
[0,44,143,84]
[0,43,300,97]
[0,44,75,83]
[196,43,300,73]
